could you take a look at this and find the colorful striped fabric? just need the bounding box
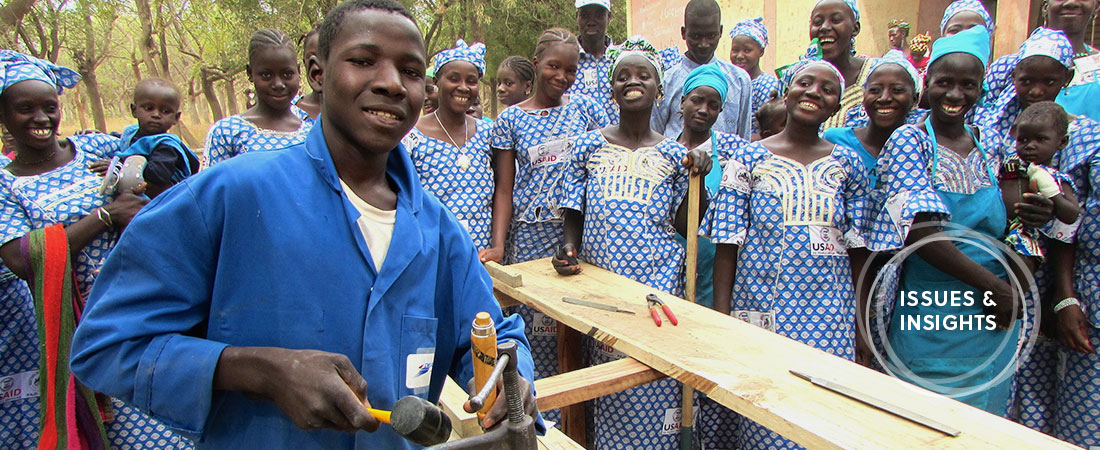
[27,225,109,450]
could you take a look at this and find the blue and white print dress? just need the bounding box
[403,124,494,250]
[1053,115,1100,448]
[750,74,782,136]
[204,108,313,165]
[490,94,609,264]
[701,141,869,449]
[489,94,607,427]
[562,131,692,449]
[0,153,37,449]
[0,134,192,449]
[561,131,690,295]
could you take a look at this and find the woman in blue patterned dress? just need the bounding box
[205,29,313,165]
[704,59,870,449]
[0,151,36,449]
[823,53,921,367]
[867,27,1053,416]
[1051,108,1100,448]
[552,36,710,450]
[404,40,493,250]
[486,27,608,427]
[970,28,1078,432]
[729,17,781,138]
[0,50,191,449]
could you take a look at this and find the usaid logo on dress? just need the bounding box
[531,312,558,336]
[0,377,12,391]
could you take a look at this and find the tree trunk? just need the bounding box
[223,77,239,116]
[488,77,498,119]
[82,69,108,132]
[201,69,225,121]
[187,79,201,124]
[73,88,89,131]
[134,0,162,77]
[0,0,37,28]
[130,51,143,81]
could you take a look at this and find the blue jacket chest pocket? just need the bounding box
[401,315,438,398]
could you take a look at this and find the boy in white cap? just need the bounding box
[569,0,618,123]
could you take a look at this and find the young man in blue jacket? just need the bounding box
[70,1,539,448]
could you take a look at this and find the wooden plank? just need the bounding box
[534,357,666,412]
[439,376,484,439]
[485,261,523,288]
[538,426,585,450]
[491,258,1076,449]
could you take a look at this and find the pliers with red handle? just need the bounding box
[646,293,678,326]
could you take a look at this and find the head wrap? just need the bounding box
[575,0,610,10]
[814,0,861,56]
[659,46,684,71]
[929,25,991,69]
[1017,27,1075,69]
[0,50,81,97]
[730,17,769,49]
[784,59,847,99]
[425,64,436,79]
[607,36,664,82]
[433,40,487,77]
[909,33,932,53]
[888,19,911,31]
[683,64,729,102]
[940,0,994,35]
[866,52,923,95]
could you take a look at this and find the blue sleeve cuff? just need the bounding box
[133,334,229,437]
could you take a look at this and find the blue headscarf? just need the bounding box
[814,0,860,56]
[683,64,729,102]
[433,40,487,77]
[1017,27,1075,69]
[866,52,923,95]
[929,25,991,69]
[0,50,81,97]
[940,0,994,35]
[730,17,769,48]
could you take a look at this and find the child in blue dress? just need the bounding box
[205,29,313,165]
[487,27,608,427]
[0,50,191,449]
[704,59,870,449]
[552,36,710,450]
[404,40,494,250]
[729,17,781,137]
[95,78,200,199]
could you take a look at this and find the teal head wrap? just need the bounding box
[682,64,729,102]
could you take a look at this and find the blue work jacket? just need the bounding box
[70,123,536,448]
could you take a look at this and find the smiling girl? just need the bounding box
[553,36,710,449]
[730,17,781,137]
[809,0,870,129]
[705,59,869,449]
[404,40,493,251]
[487,27,608,425]
[205,29,313,165]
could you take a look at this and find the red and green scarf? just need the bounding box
[24,224,109,450]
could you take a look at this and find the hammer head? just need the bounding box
[390,395,453,447]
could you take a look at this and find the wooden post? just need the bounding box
[680,173,702,449]
[993,0,1035,59]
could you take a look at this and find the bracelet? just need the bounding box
[1054,297,1082,314]
[96,207,114,228]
